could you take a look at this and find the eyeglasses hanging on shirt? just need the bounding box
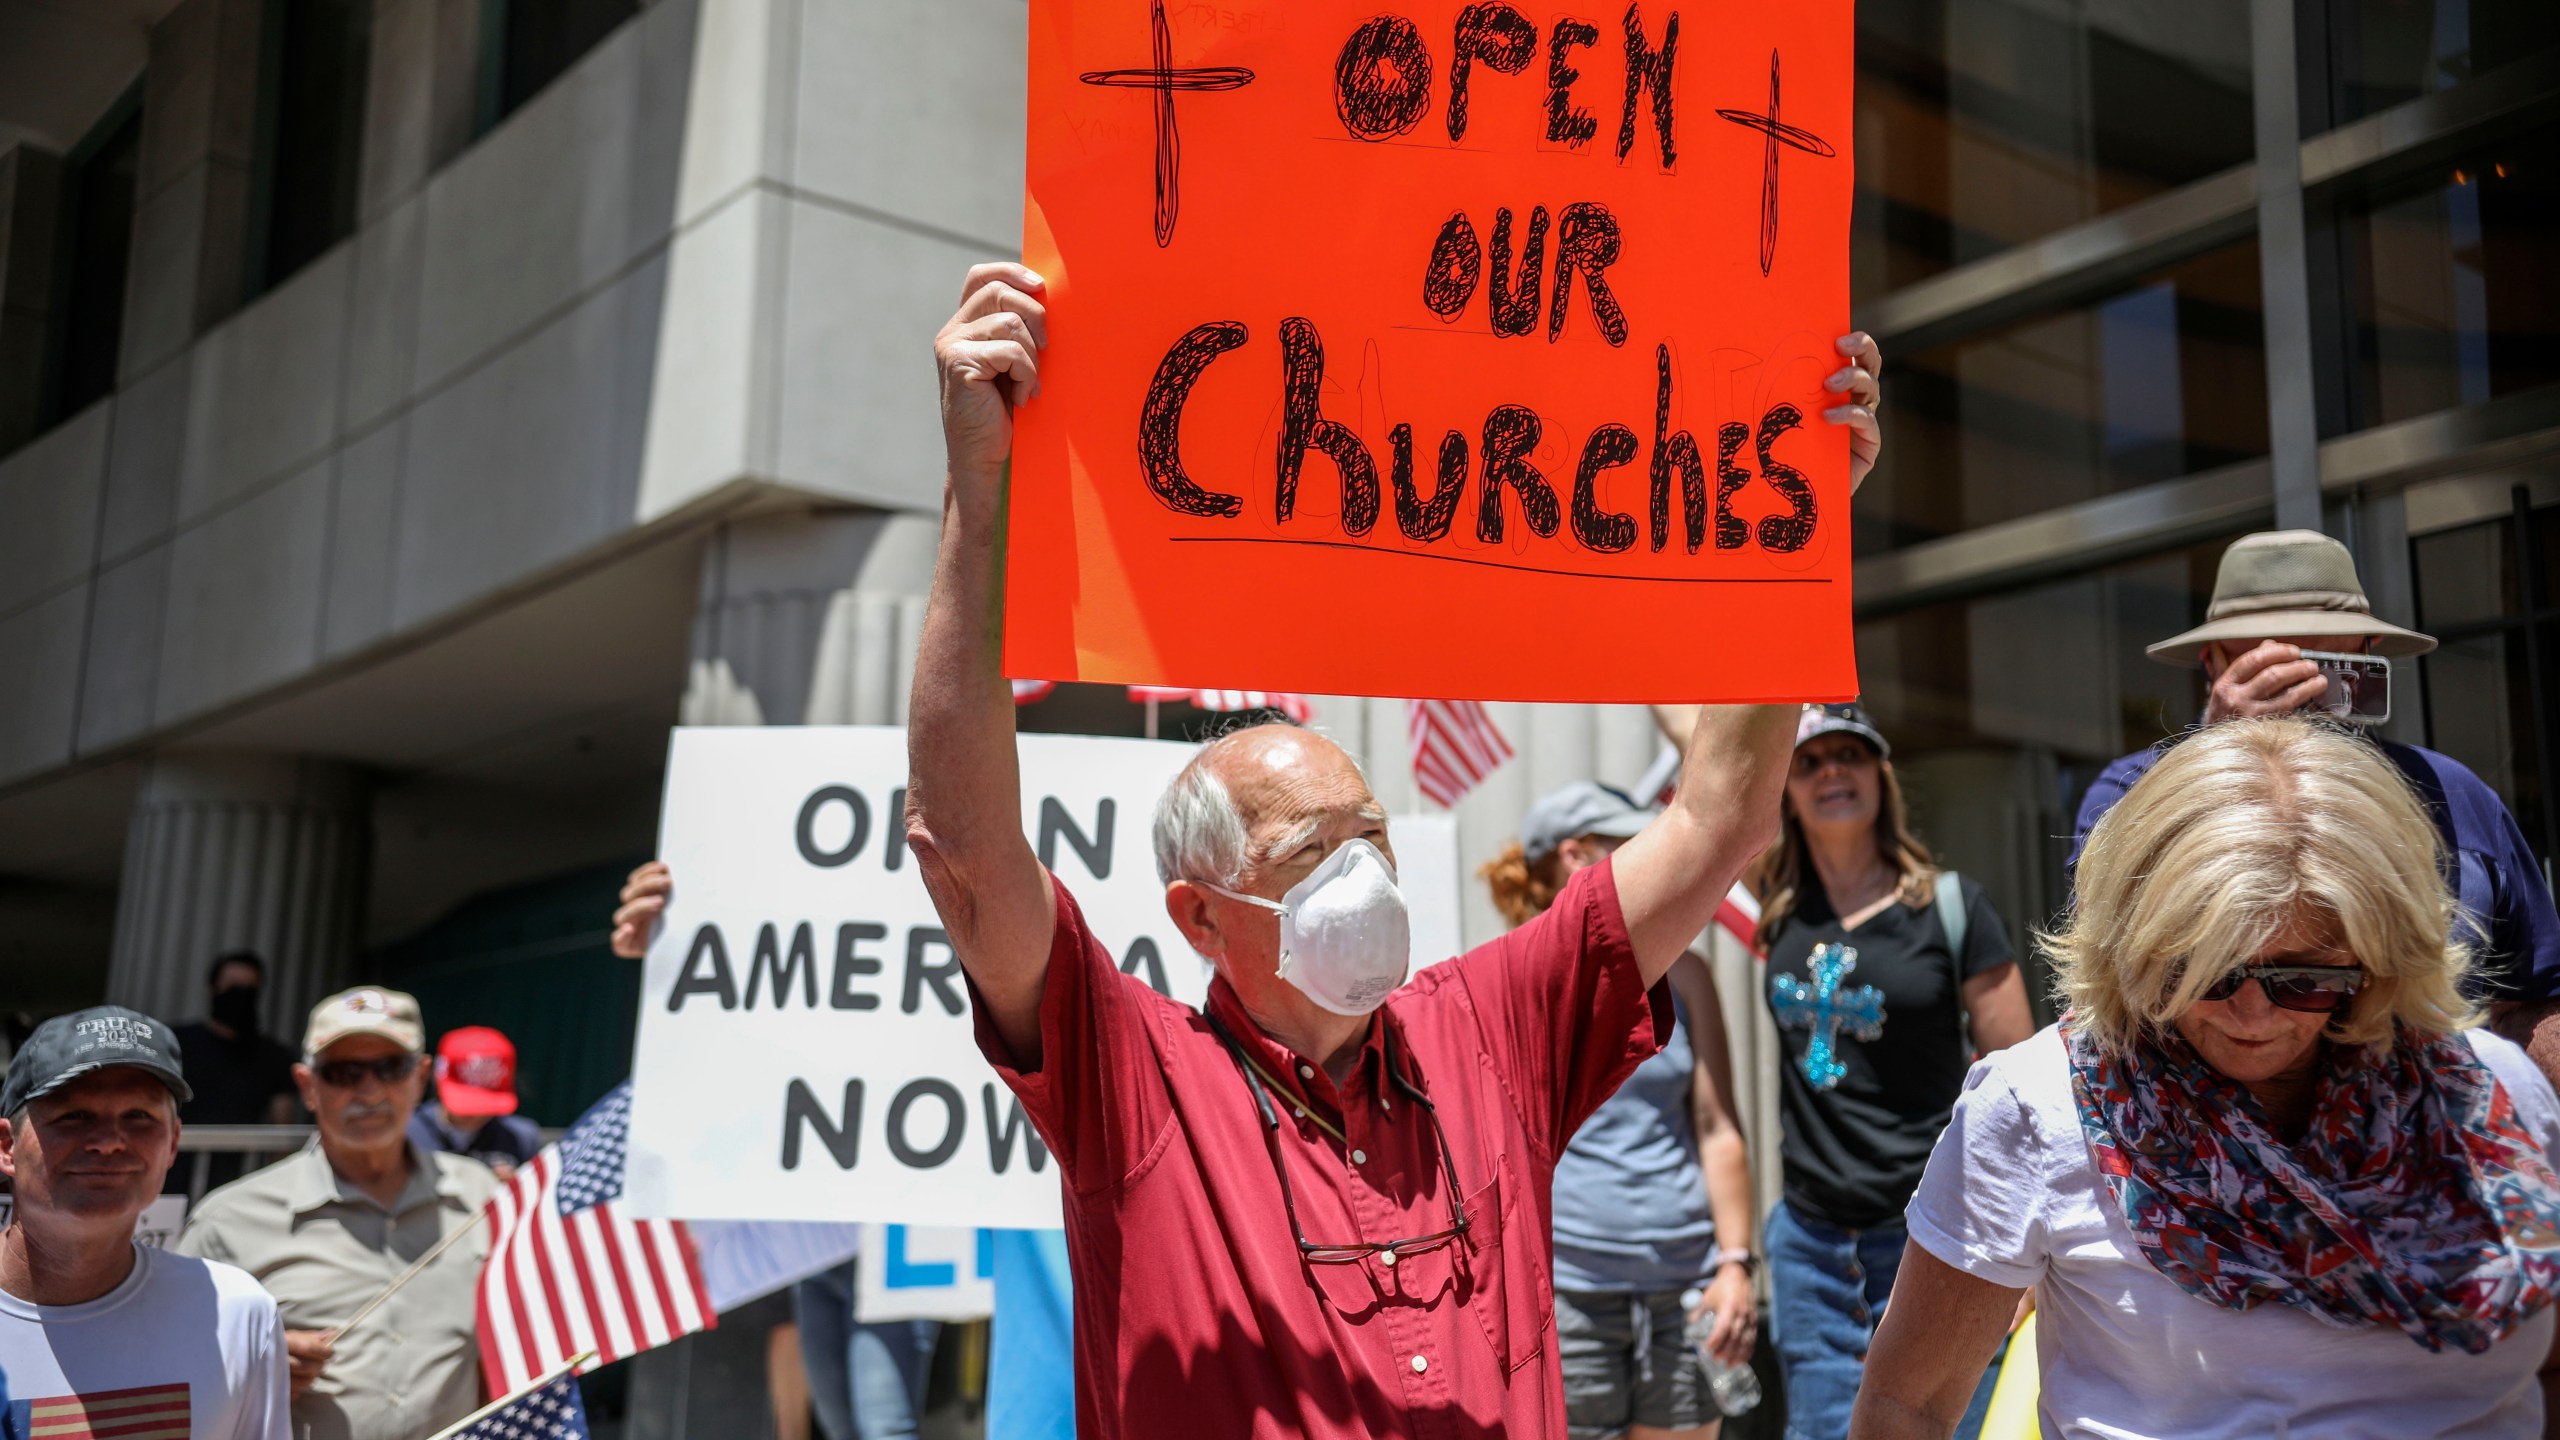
[1206,1013,1471,1268]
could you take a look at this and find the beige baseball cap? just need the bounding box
[303,985,426,1057]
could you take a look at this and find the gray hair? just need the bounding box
[1154,762,1250,887]
[1151,719,1379,887]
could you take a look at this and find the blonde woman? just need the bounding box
[1486,782,1758,1440]
[1739,704,2032,1440]
[1855,717,2560,1439]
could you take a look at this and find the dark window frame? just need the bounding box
[2413,489,2560,867]
[39,79,145,431]
[244,0,373,300]
[472,0,640,135]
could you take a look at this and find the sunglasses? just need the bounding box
[312,1053,423,1088]
[2197,964,2367,1014]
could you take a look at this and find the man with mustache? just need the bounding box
[174,987,499,1440]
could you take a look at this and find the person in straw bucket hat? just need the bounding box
[2068,528,2560,1085]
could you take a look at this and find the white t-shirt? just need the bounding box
[1908,1024,2559,1440]
[0,1242,289,1440]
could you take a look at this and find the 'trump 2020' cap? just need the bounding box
[0,1006,193,1118]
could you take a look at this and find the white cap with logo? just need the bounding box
[302,985,426,1057]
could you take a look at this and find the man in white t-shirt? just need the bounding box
[0,1006,288,1440]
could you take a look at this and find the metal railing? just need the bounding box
[173,1126,316,1203]
[172,1124,564,1204]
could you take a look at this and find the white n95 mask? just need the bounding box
[1204,838,1412,1015]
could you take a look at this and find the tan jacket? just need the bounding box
[173,1139,499,1440]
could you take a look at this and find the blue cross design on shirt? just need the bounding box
[1771,942,1886,1090]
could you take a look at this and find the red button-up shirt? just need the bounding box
[974,858,1668,1438]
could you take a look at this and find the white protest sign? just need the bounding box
[621,725,1463,1228]
[853,1224,995,1323]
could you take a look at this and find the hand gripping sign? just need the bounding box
[1008,0,1857,704]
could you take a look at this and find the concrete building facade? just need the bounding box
[0,0,1023,1036]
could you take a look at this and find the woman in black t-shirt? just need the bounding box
[1745,705,2031,1440]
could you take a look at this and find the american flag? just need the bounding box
[1714,882,1762,952]
[1125,686,1313,722]
[13,1383,188,1440]
[1406,699,1514,807]
[434,1368,588,1440]
[477,1082,715,1392]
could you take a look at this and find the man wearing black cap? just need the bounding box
[0,1006,289,1437]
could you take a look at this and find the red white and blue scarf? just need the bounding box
[2064,1016,2560,1353]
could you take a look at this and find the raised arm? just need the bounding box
[1615,333,1878,985]
[905,263,1057,1065]
[1611,703,1797,984]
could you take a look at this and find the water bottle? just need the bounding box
[1679,1287,1764,1417]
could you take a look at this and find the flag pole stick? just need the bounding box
[420,1352,598,1440]
[330,1205,489,1344]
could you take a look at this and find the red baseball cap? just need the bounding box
[434,1026,519,1117]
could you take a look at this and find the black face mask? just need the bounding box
[211,986,263,1037]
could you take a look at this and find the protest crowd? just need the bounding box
[7,242,2560,1439]
[7,169,2560,1440]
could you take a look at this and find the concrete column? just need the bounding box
[679,509,939,729]
[107,753,370,1037]
[120,0,265,381]
[0,145,66,452]
[2249,0,2325,532]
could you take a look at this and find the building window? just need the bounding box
[1855,539,2225,999]
[2329,122,2560,437]
[2317,0,2560,130]
[1857,240,2269,554]
[1861,541,2219,769]
[48,95,142,425]
[250,0,370,296]
[1856,0,2255,295]
[479,0,638,130]
[2412,494,2560,864]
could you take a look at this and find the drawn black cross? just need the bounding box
[1715,49,1836,277]
[1078,0,1257,248]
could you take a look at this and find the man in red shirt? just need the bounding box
[869,264,1881,1437]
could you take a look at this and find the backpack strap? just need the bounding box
[1934,869,1968,961]
[1935,869,1975,1058]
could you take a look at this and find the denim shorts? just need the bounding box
[1555,1286,1712,1438]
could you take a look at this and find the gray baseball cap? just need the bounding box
[1796,702,1890,759]
[1522,781,1655,864]
[0,1006,192,1118]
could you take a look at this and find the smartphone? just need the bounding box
[2300,649,2390,726]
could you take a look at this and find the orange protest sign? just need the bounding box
[1008,0,1857,704]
